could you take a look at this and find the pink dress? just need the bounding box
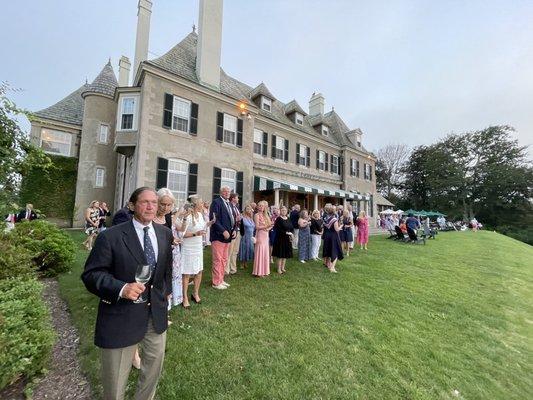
[253,214,270,276]
[356,217,369,245]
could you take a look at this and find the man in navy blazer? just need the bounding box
[81,187,173,400]
[209,185,236,289]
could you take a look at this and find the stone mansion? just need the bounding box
[30,0,378,227]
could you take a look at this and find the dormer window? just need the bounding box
[356,133,362,147]
[295,112,303,126]
[322,125,329,136]
[261,96,272,112]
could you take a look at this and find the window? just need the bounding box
[95,167,105,188]
[253,129,263,155]
[221,168,237,192]
[275,136,285,160]
[223,114,237,145]
[364,163,372,180]
[98,124,109,144]
[351,159,358,176]
[322,125,329,136]
[120,97,136,130]
[172,97,191,132]
[356,133,362,147]
[298,144,308,166]
[40,129,71,156]
[331,155,339,174]
[167,159,189,205]
[261,96,272,112]
[295,112,303,126]
[318,150,326,170]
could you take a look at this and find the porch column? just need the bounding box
[314,194,319,210]
[274,189,280,206]
[343,198,347,207]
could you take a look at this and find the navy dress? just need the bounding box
[272,217,293,259]
[322,216,344,262]
[339,217,354,242]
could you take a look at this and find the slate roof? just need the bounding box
[283,100,307,116]
[374,192,395,207]
[34,83,87,126]
[82,60,118,98]
[249,82,276,101]
[145,31,370,153]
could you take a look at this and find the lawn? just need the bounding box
[59,230,533,400]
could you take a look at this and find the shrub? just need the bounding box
[0,278,54,390]
[0,233,34,280]
[10,220,76,277]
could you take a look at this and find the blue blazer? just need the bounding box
[209,196,234,243]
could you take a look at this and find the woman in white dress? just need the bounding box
[179,196,215,309]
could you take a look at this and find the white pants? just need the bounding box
[349,226,355,249]
[292,228,299,249]
[310,234,321,259]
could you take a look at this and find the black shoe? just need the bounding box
[191,294,201,304]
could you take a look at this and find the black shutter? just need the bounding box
[262,132,268,156]
[356,160,360,178]
[236,171,244,199]
[271,134,277,159]
[284,139,289,162]
[190,103,198,135]
[316,150,320,169]
[339,156,344,177]
[306,146,310,167]
[236,118,243,147]
[163,94,173,129]
[350,158,354,176]
[330,154,334,173]
[156,157,168,189]
[212,167,221,200]
[296,143,301,165]
[369,165,373,181]
[325,152,329,171]
[216,112,224,142]
[188,163,198,196]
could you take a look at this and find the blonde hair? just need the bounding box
[343,209,352,219]
[187,195,203,224]
[324,203,334,214]
[89,200,99,208]
[311,209,320,219]
[257,200,271,225]
[358,210,366,219]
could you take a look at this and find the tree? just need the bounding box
[375,143,410,198]
[0,83,51,216]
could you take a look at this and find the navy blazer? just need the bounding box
[81,220,173,349]
[209,196,234,243]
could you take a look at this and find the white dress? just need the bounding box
[180,212,205,275]
[169,224,183,307]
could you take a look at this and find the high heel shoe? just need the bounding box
[191,294,201,304]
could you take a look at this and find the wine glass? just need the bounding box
[134,264,152,303]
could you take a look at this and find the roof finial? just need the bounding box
[107,57,111,65]
[192,23,196,33]
[85,77,88,85]
[332,106,335,111]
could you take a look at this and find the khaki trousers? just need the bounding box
[101,319,166,400]
[225,232,241,274]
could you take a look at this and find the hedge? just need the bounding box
[18,154,77,222]
[0,233,34,280]
[0,278,55,390]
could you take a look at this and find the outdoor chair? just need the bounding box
[422,224,436,239]
[394,226,409,241]
[387,228,396,239]
[407,227,426,244]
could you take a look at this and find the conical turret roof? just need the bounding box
[82,60,118,98]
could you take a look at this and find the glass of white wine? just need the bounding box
[134,264,152,303]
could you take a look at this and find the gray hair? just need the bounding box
[156,187,176,204]
[220,185,231,193]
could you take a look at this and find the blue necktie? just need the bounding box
[143,226,156,271]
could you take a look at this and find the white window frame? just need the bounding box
[351,158,357,175]
[167,159,189,205]
[261,96,272,112]
[331,155,339,175]
[223,113,237,145]
[253,128,263,155]
[364,163,371,180]
[95,167,105,188]
[98,123,109,144]
[298,144,308,166]
[318,150,326,170]
[322,125,329,136]
[295,112,303,126]
[171,96,191,133]
[117,95,139,131]
[275,136,285,160]
[40,128,72,156]
[221,168,237,192]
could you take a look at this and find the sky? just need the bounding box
[2,0,532,157]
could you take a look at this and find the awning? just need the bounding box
[253,175,370,200]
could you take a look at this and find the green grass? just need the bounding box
[59,231,533,400]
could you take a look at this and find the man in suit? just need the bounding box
[112,203,134,226]
[209,186,236,290]
[81,187,173,400]
[16,203,37,222]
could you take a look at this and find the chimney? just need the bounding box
[196,0,223,90]
[309,92,325,116]
[133,0,152,80]
[118,56,131,86]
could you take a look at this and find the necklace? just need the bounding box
[154,215,165,224]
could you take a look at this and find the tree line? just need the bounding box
[375,126,533,244]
